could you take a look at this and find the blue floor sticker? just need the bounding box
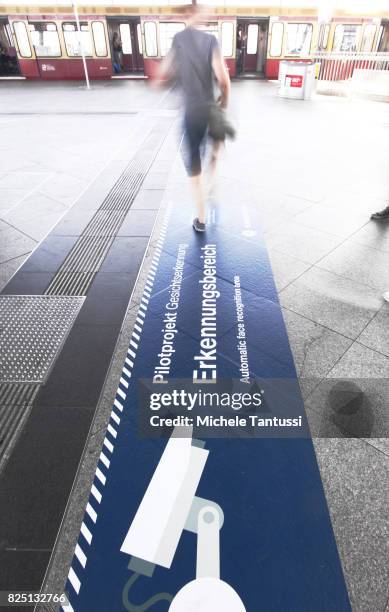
[63,198,351,612]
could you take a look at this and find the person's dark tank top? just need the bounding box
[172,27,218,110]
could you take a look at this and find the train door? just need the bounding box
[378,20,389,52]
[107,18,143,75]
[0,18,21,76]
[236,19,268,77]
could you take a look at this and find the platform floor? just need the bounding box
[0,80,389,612]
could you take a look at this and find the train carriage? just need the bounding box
[0,3,388,81]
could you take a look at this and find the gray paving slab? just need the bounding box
[363,438,389,457]
[358,305,389,357]
[21,236,79,273]
[73,181,120,211]
[56,160,106,183]
[38,173,88,208]
[320,188,388,217]
[267,249,311,291]
[318,239,389,292]
[0,171,52,190]
[280,266,382,339]
[328,342,389,378]
[1,193,67,242]
[131,188,165,210]
[283,176,330,203]
[0,189,29,214]
[344,174,389,201]
[282,307,353,397]
[0,255,28,293]
[259,197,316,233]
[352,220,389,254]
[0,81,172,115]
[264,220,344,264]
[0,220,37,264]
[142,171,170,190]
[50,208,96,237]
[117,209,158,237]
[292,202,370,238]
[97,159,131,179]
[313,438,389,612]
[151,159,176,173]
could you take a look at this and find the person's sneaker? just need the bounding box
[193,217,206,232]
[383,291,389,303]
[371,205,389,220]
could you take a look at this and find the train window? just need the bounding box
[13,21,31,57]
[92,21,107,57]
[285,23,312,55]
[198,23,219,40]
[377,24,389,52]
[62,23,93,57]
[269,22,283,57]
[144,22,157,57]
[160,22,184,57]
[221,22,233,57]
[318,24,330,50]
[247,24,259,55]
[137,24,143,55]
[4,24,12,46]
[361,24,376,52]
[377,25,384,51]
[333,25,361,52]
[119,24,132,54]
[30,22,61,57]
[13,21,31,58]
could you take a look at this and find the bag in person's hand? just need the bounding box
[208,103,236,141]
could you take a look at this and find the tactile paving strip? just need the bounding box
[0,383,40,474]
[0,295,84,383]
[46,124,170,297]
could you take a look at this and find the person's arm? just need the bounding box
[154,47,176,88]
[212,44,231,109]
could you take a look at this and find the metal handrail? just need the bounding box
[310,51,389,82]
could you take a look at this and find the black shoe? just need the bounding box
[371,206,389,220]
[193,217,206,232]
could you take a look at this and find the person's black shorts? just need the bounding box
[183,106,210,177]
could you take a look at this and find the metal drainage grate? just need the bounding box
[0,295,84,383]
[46,124,170,297]
[0,383,39,474]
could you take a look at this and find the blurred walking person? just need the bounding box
[112,32,123,74]
[236,28,246,75]
[158,5,231,232]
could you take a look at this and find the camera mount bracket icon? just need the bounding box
[120,429,246,611]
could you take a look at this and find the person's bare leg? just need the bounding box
[191,173,206,224]
[207,140,222,197]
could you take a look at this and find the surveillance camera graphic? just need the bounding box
[120,427,246,611]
